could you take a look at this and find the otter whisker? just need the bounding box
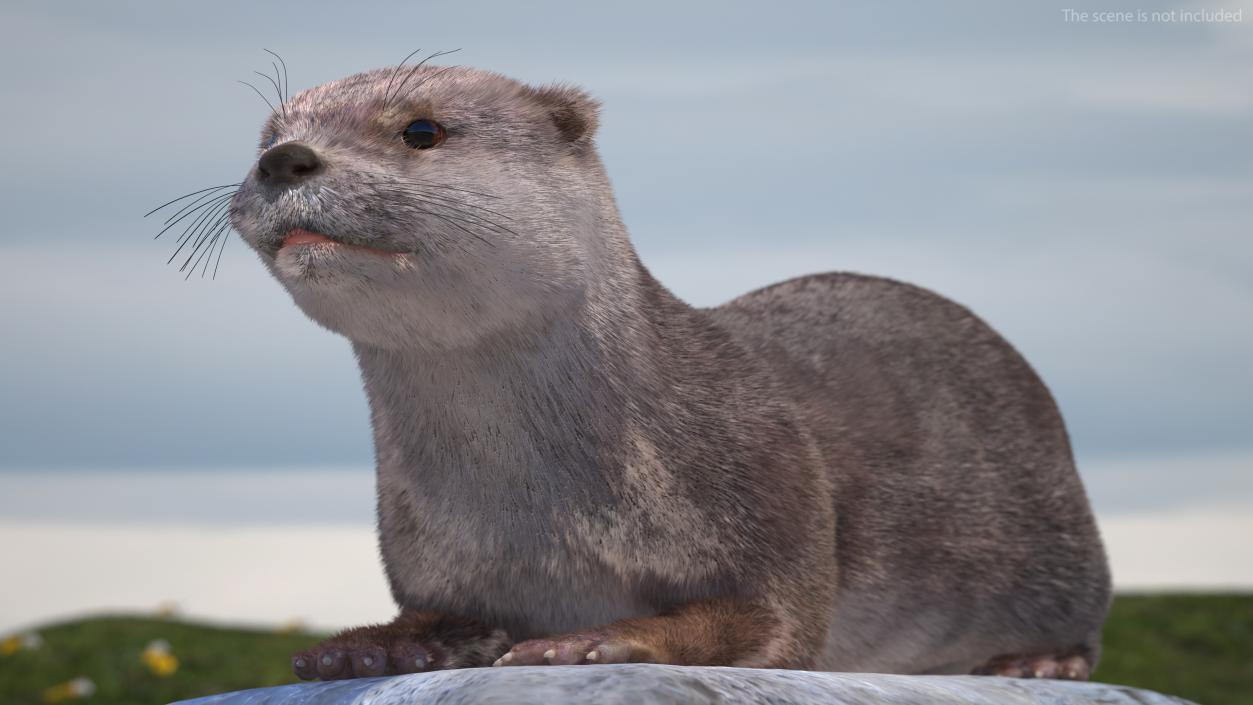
[398,63,459,105]
[203,210,233,254]
[406,202,512,239]
[254,70,287,121]
[371,183,513,230]
[356,168,503,200]
[175,223,212,272]
[378,188,518,238]
[153,190,235,241]
[381,48,426,113]
[184,233,216,278]
[174,194,233,244]
[167,197,233,264]
[212,221,231,279]
[238,80,280,117]
[161,188,235,226]
[388,50,460,109]
[193,232,217,277]
[263,48,290,104]
[185,215,233,272]
[184,200,233,253]
[385,184,514,220]
[199,219,232,278]
[273,63,287,116]
[384,179,502,200]
[149,181,239,279]
[182,215,232,278]
[385,181,513,215]
[159,188,236,228]
[403,203,496,247]
[145,183,241,218]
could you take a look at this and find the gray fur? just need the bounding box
[229,64,1110,673]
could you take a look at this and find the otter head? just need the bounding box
[228,65,603,351]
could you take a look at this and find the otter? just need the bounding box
[210,60,1110,680]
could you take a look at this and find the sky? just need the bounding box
[0,1,1251,510]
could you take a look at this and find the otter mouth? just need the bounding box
[282,229,337,248]
[278,228,404,257]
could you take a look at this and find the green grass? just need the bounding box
[1099,594,1253,705]
[0,616,320,705]
[0,595,1249,705]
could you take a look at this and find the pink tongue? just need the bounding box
[283,229,334,247]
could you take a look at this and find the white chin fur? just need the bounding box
[273,246,425,348]
[269,244,576,352]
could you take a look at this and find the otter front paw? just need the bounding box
[293,639,435,680]
[493,632,660,666]
[292,612,510,680]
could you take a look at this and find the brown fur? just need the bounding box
[502,599,785,667]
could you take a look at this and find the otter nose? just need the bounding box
[257,142,323,186]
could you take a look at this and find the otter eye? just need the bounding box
[402,119,445,149]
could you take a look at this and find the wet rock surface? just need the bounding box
[173,664,1199,705]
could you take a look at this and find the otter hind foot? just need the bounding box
[971,652,1091,680]
[494,631,650,666]
[495,598,791,668]
[292,611,510,680]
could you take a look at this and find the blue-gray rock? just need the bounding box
[171,665,1199,705]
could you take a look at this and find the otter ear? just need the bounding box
[528,83,600,144]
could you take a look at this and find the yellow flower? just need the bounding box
[41,677,95,703]
[142,639,179,677]
[1,631,43,656]
[0,635,21,657]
